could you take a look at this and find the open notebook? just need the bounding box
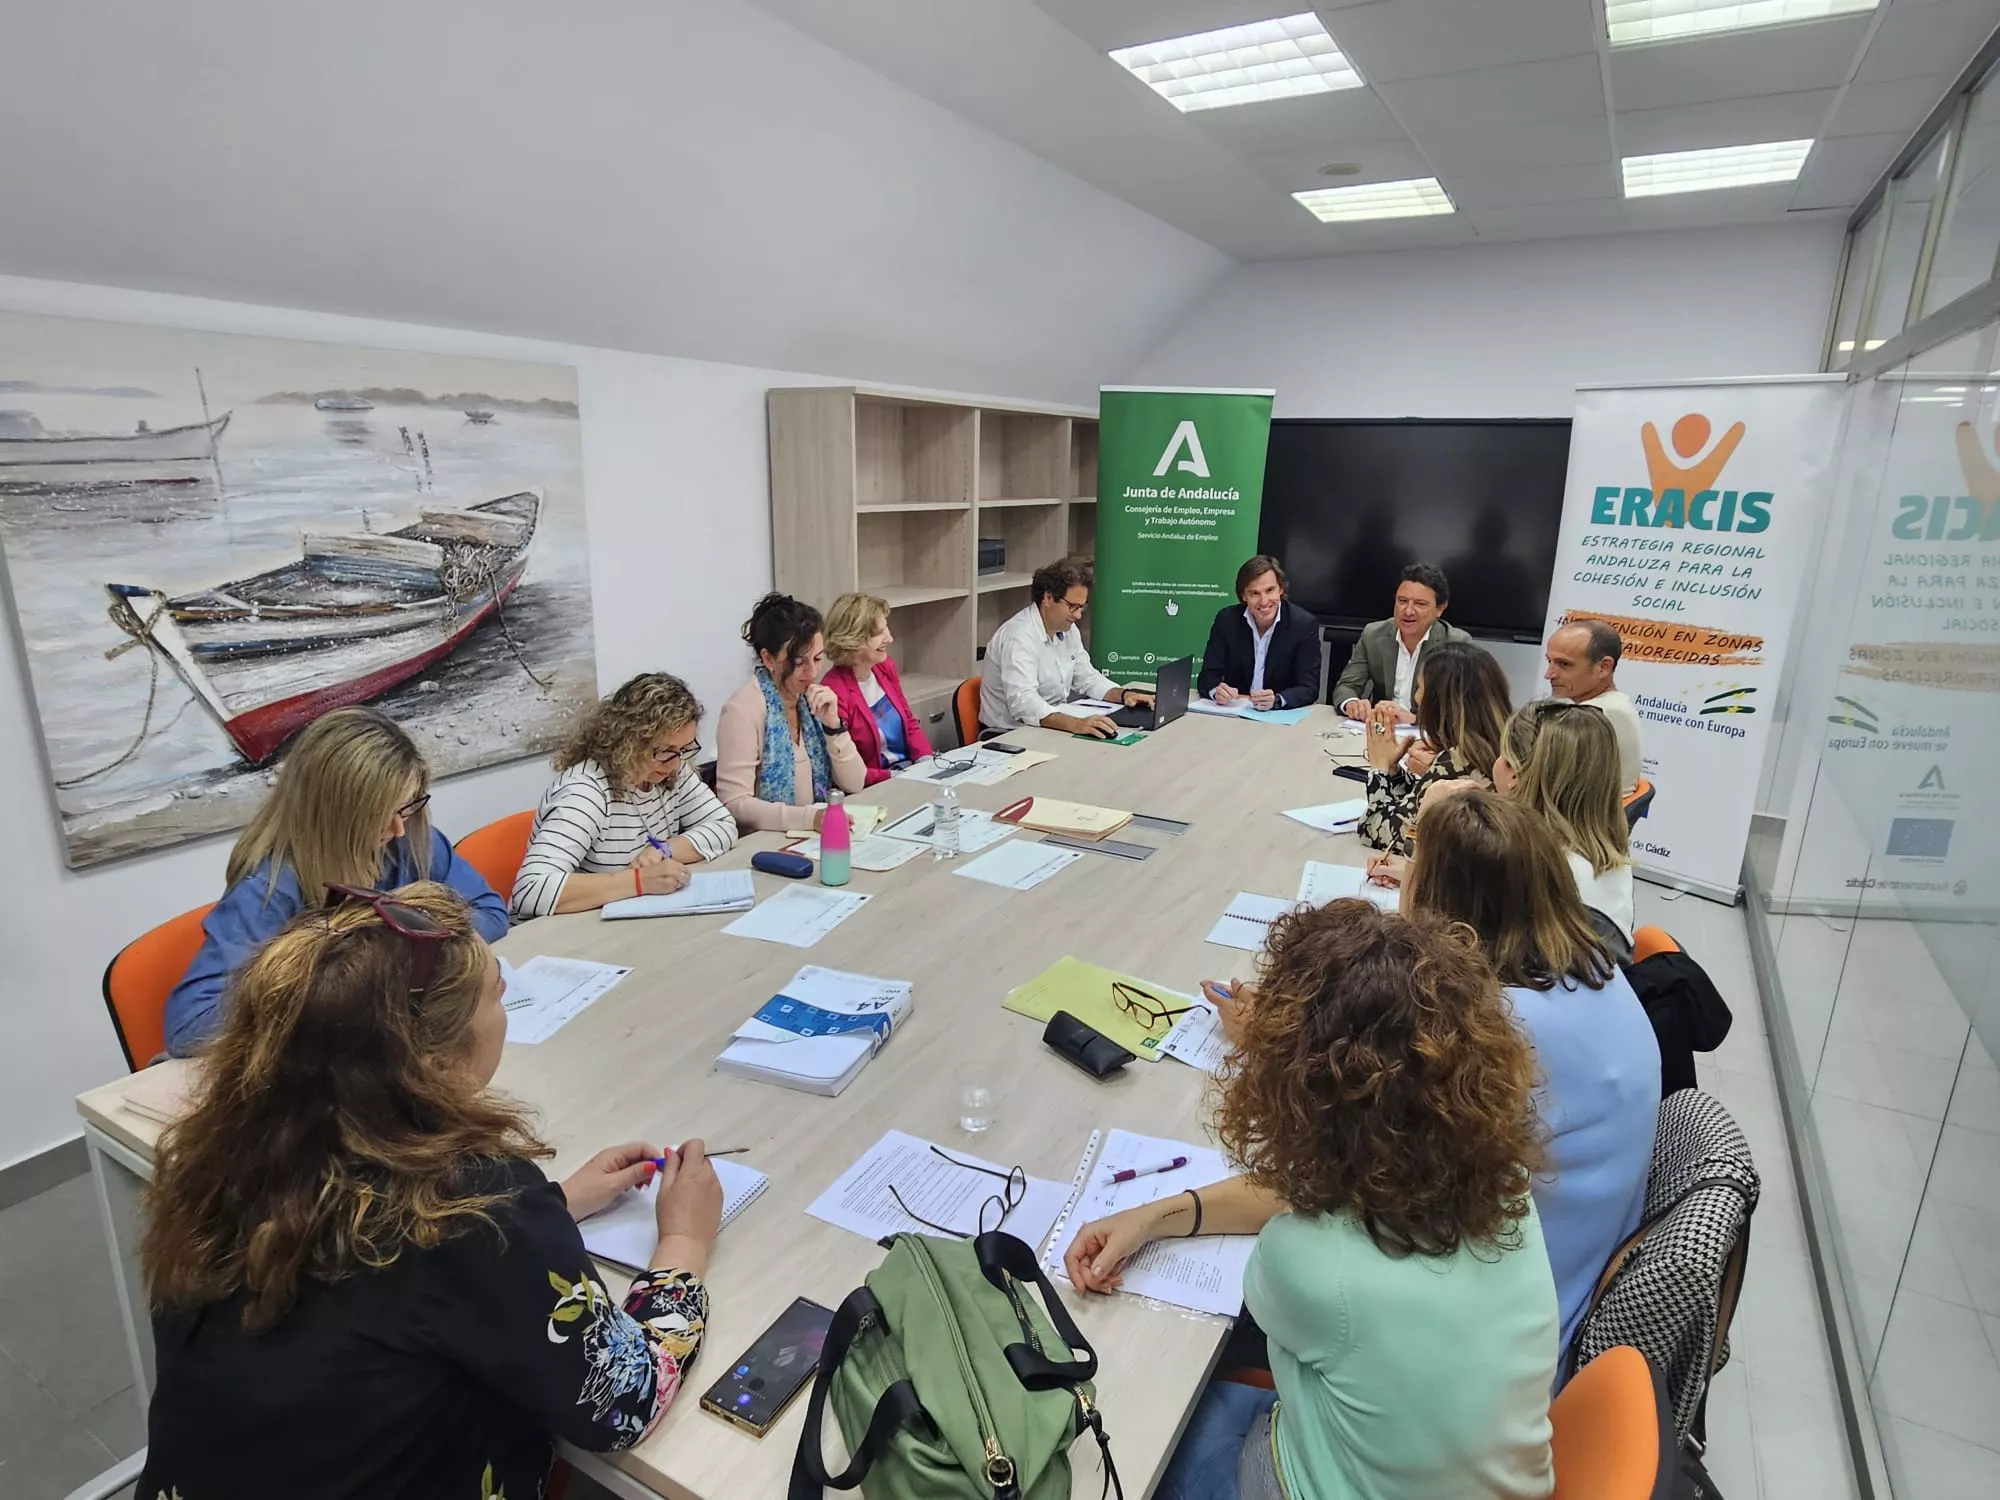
[579,1158,768,1272]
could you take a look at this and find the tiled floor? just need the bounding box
[0,892,1858,1499]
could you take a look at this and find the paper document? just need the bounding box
[878,805,1014,854]
[786,832,924,871]
[502,955,631,1044]
[1043,1130,1253,1317]
[1281,800,1365,834]
[997,797,1132,839]
[120,1058,204,1124]
[1186,699,1312,727]
[899,747,1053,787]
[581,1158,769,1271]
[1298,861,1399,912]
[1205,892,1296,952]
[1158,1001,1229,1075]
[953,840,1082,891]
[721,885,871,948]
[601,869,756,920]
[808,1129,1070,1251]
[1001,955,1188,1061]
[1065,698,1121,713]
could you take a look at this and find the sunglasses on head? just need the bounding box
[325,884,451,995]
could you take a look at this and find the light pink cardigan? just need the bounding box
[714,678,867,832]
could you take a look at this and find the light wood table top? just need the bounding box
[79,707,1378,1499]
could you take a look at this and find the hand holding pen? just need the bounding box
[1200,978,1254,1047]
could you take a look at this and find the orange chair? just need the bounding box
[1624,776,1656,827]
[102,904,216,1070]
[1630,925,1681,966]
[1549,1345,1672,1500]
[456,809,536,904]
[953,675,983,748]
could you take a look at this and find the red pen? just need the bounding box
[1106,1157,1188,1185]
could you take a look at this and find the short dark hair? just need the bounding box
[1398,563,1450,608]
[1235,554,1287,599]
[1578,619,1623,666]
[741,592,824,671]
[1032,557,1093,606]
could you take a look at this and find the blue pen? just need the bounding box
[645,1147,750,1170]
[645,833,671,857]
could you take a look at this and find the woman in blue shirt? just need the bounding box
[165,707,509,1056]
[1404,789,1661,1364]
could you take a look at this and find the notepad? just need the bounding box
[1204,892,1295,952]
[580,1158,769,1272]
[715,966,913,1095]
[602,869,756,919]
[1297,861,1399,912]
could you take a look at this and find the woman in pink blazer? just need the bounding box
[819,592,934,786]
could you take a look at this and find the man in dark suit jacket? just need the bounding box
[1197,554,1321,711]
[1332,562,1471,721]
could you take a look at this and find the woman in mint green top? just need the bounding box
[1065,901,1560,1500]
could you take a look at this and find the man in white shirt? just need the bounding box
[979,558,1154,737]
[1545,620,1644,796]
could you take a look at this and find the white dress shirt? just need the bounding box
[979,603,1120,730]
[1392,633,1423,709]
[1246,607,1276,694]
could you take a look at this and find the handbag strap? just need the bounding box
[974,1231,1099,1388]
[788,1286,927,1499]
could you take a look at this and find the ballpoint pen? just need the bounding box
[646,1147,751,1170]
[1105,1157,1188,1185]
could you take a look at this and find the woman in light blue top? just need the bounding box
[1066,901,1559,1500]
[1406,789,1661,1363]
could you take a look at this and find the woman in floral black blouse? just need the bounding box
[1357,641,1511,858]
[137,882,721,1500]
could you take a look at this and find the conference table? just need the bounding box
[77,705,1380,1500]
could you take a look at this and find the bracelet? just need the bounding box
[823,721,849,735]
[1184,1188,1203,1238]
[633,866,644,897]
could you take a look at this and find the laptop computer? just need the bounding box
[1109,655,1192,731]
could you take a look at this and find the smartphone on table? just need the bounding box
[699,1296,835,1437]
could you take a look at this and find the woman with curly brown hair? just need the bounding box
[511,672,738,918]
[1065,902,1559,1500]
[138,882,724,1499]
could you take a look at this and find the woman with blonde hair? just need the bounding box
[1405,790,1659,1365]
[1068,903,1558,1500]
[511,672,737,918]
[1357,640,1510,856]
[1497,700,1634,939]
[165,706,507,1056]
[819,591,934,783]
[139,883,723,1499]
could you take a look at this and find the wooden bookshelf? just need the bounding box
[769,388,1098,733]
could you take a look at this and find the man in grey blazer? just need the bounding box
[1332,563,1471,722]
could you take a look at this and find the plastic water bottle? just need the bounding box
[819,790,851,886]
[931,784,961,861]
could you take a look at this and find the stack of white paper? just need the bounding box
[580,1159,770,1270]
[952,840,1081,891]
[501,955,631,1044]
[721,884,871,948]
[601,869,756,920]
[715,966,912,1096]
[1297,861,1400,912]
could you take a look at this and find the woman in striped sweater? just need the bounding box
[511,674,738,919]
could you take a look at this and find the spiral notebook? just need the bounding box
[579,1158,768,1272]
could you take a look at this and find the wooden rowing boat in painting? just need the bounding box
[0,412,230,465]
[107,490,540,764]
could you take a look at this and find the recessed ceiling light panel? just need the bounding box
[1110,12,1363,113]
[1622,139,1814,197]
[1292,177,1455,223]
[1607,0,1878,47]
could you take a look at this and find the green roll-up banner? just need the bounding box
[1092,387,1275,678]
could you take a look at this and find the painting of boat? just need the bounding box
[0,411,230,465]
[464,408,496,424]
[107,490,541,765]
[314,395,374,412]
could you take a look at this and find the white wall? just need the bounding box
[1127,223,1843,419]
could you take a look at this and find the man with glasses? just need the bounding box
[979,557,1154,738]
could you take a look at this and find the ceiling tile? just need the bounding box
[1788,130,1910,207]
[1608,15,1874,110]
[1304,212,1480,250]
[1321,0,1599,85]
[1446,158,1621,209]
[1237,136,1437,195]
[1855,0,2000,82]
[1617,89,1839,155]
[1378,53,1608,132]
[1028,0,1309,53]
[1191,85,1411,155]
[1422,114,1614,172]
[1465,196,1633,239]
[1825,73,1957,135]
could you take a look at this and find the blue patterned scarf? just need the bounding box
[754,666,831,805]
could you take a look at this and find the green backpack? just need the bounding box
[789,1230,1122,1500]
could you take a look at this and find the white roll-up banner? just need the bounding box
[1544,379,1847,898]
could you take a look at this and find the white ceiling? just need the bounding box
[747,0,2000,259]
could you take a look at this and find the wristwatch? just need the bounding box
[822,721,850,735]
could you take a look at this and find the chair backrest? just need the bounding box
[1567,1089,1759,1441]
[1630,925,1680,965]
[102,905,216,1070]
[954,676,982,747]
[1624,776,1656,827]
[1549,1345,1671,1500]
[455,809,536,904]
